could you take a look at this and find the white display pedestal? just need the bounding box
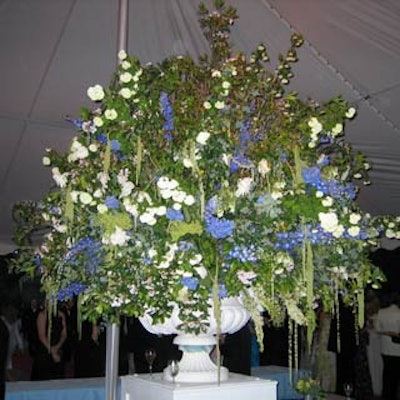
[121,373,277,400]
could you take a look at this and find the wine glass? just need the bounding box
[144,348,157,378]
[169,359,179,384]
[343,382,353,399]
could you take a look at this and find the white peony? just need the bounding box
[349,213,362,224]
[42,156,51,166]
[87,84,105,101]
[319,212,339,233]
[79,192,93,205]
[104,109,118,120]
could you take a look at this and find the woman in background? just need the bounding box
[31,305,67,380]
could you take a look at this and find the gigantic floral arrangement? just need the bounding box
[14,1,400,345]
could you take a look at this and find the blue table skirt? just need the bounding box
[252,365,309,400]
[6,377,120,400]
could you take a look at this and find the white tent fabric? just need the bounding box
[1,0,400,254]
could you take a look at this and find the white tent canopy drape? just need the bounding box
[1,0,400,253]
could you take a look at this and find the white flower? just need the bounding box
[172,190,186,203]
[93,116,104,127]
[194,266,208,279]
[87,84,105,101]
[108,226,130,246]
[42,156,51,166]
[160,189,173,199]
[196,131,211,145]
[214,100,225,110]
[123,198,138,217]
[222,81,231,89]
[332,224,345,238]
[79,192,93,205]
[97,172,109,189]
[120,181,135,198]
[184,195,195,206]
[211,70,221,78]
[104,109,118,120]
[119,72,132,83]
[172,203,182,210]
[203,101,212,110]
[258,159,270,176]
[70,191,79,203]
[237,270,257,285]
[349,213,362,224]
[308,117,322,135]
[119,88,132,99]
[75,145,89,160]
[319,212,339,233]
[121,61,131,70]
[118,49,127,60]
[88,144,98,152]
[154,206,166,216]
[52,167,68,188]
[348,226,360,237]
[97,204,108,214]
[157,176,170,190]
[139,212,157,225]
[331,123,343,136]
[183,158,193,168]
[236,177,253,197]
[321,196,334,207]
[345,107,356,119]
[189,254,203,265]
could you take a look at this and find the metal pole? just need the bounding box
[117,0,129,63]
[105,323,120,400]
[105,2,129,400]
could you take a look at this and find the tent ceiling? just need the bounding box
[1,0,400,253]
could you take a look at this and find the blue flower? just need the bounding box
[105,196,119,209]
[302,166,321,185]
[218,283,228,298]
[166,208,185,221]
[205,215,235,239]
[160,92,174,132]
[57,282,87,302]
[110,140,121,152]
[181,277,199,291]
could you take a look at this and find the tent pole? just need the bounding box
[117,0,129,62]
[105,2,129,400]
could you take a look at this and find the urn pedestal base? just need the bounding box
[121,373,277,400]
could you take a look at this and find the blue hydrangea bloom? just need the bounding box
[166,208,185,221]
[105,196,119,209]
[181,277,199,291]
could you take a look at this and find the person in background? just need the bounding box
[74,320,105,378]
[0,305,9,400]
[21,298,41,359]
[31,305,67,380]
[376,292,400,400]
[0,302,24,381]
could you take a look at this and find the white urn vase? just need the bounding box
[139,296,250,383]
